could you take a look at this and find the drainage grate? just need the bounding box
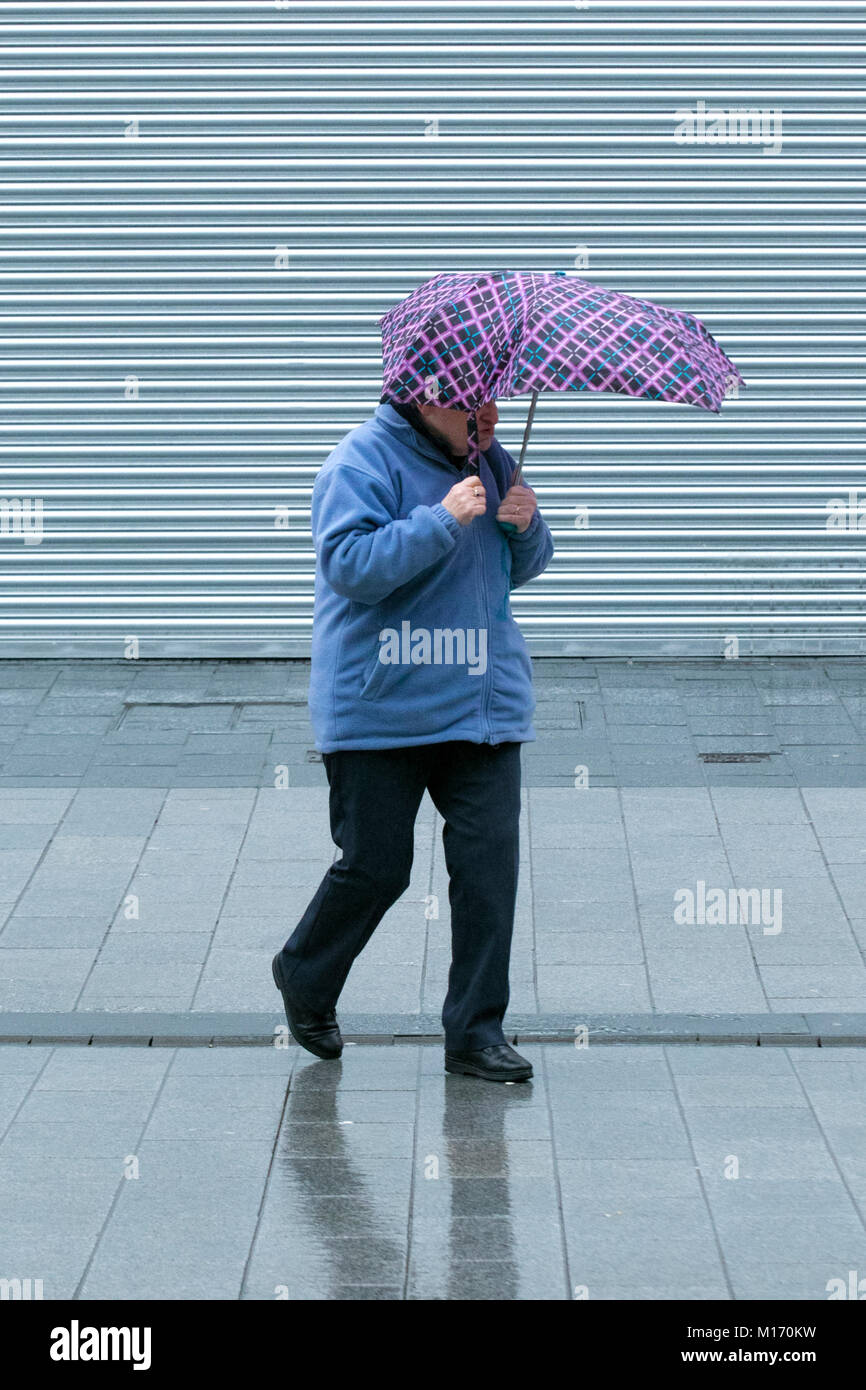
[700,752,774,764]
[122,699,307,708]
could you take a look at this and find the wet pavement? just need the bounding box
[2,657,866,1302]
[3,1040,866,1301]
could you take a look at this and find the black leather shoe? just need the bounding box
[444,1042,533,1083]
[271,954,343,1060]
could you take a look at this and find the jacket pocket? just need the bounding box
[359,648,391,701]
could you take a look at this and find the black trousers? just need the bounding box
[278,740,522,1050]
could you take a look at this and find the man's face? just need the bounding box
[418,400,498,456]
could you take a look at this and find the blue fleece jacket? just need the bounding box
[308,402,554,751]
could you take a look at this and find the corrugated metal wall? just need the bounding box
[0,1,863,656]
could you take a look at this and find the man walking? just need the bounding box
[272,395,553,1082]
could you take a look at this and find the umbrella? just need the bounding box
[379,270,744,502]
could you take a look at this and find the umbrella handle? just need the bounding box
[498,389,538,533]
[466,410,480,476]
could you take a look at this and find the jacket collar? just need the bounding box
[374,401,468,473]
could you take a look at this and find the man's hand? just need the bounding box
[442,476,487,526]
[496,479,538,534]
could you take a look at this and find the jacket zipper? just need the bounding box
[416,437,494,740]
[469,465,494,744]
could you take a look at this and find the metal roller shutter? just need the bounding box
[0,1,863,656]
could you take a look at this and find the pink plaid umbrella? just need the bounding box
[379,269,743,482]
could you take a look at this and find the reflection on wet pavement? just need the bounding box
[6,1042,866,1300]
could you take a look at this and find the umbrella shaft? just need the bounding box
[515,390,539,484]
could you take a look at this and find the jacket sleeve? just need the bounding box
[507,507,555,588]
[486,439,555,589]
[313,461,463,605]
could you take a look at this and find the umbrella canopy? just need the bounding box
[379,269,743,474]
